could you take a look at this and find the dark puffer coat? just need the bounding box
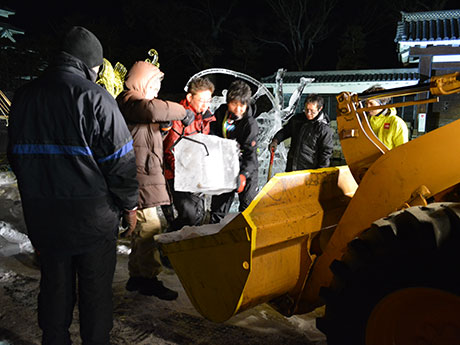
[273,111,334,171]
[7,52,139,255]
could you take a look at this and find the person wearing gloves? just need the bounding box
[362,85,409,149]
[116,61,193,299]
[269,94,333,172]
[209,80,259,224]
[163,77,216,231]
[7,26,139,345]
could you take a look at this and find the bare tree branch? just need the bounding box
[261,0,338,70]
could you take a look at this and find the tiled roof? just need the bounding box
[261,68,419,84]
[395,9,460,43]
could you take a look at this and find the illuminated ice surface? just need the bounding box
[174,133,240,195]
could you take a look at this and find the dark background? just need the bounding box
[1,0,459,98]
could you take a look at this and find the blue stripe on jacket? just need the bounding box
[98,140,133,163]
[12,144,93,156]
[11,140,134,163]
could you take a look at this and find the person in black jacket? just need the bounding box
[7,26,139,345]
[209,80,259,223]
[269,94,333,172]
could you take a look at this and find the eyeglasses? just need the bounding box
[305,108,319,114]
[192,96,212,104]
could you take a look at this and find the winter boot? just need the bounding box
[138,277,178,300]
[125,276,145,292]
[159,247,173,269]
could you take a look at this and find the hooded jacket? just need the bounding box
[368,107,408,150]
[163,99,216,180]
[7,52,139,255]
[273,111,334,171]
[116,61,186,209]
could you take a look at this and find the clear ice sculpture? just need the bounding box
[174,133,240,195]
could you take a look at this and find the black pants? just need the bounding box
[210,175,258,224]
[160,204,175,226]
[169,190,205,231]
[38,238,117,345]
[167,180,205,232]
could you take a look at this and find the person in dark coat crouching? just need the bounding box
[269,94,333,172]
[209,80,259,224]
[7,26,139,345]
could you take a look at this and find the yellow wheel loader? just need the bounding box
[156,72,460,345]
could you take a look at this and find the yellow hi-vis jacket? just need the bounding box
[368,108,408,150]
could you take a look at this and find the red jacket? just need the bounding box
[163,99,215,180]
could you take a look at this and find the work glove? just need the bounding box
[159,121,172,132]
[236,174,247,193]
[269,139,278,152]
[120,208,137,238]
[181,109,195,127]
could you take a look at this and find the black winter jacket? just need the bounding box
[7,52,138,255]
[210,104,259,179]
[273,111,333,171]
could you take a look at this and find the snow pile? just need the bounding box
[0,221,34,257]
[117,244,131,255]
[0,171,16,187]
[154,213,238,244]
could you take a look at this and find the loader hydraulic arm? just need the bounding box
[429,72,460,95]
[337,72,460,183]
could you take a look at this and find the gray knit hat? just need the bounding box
[61,26,103,68]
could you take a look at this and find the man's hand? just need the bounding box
[121,209,137,237]
[269,139,278,152]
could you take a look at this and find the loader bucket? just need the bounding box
[156,166,357,322]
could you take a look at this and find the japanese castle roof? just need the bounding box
[395,9,460,43]
[261,68,419,94]
[395,9,460,64]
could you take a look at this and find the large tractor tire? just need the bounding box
[316,202,460,345]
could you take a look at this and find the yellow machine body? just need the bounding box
[160,167,357,321]
[157,72,460,322]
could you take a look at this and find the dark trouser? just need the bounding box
[38,238,117,345]
[167,179,205,232]
[169,190,205,231]
[160,204,175,226]
[210,175,258,224]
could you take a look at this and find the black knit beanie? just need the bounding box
[61,26,103,68]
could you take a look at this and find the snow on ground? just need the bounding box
[0,172,327,344]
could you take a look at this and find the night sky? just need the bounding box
[2,0,459,95]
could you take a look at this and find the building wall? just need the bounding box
[430,94,460,128]
[421,68,460,135]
